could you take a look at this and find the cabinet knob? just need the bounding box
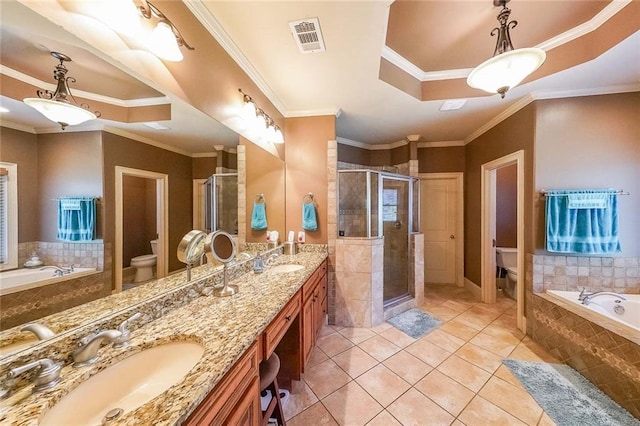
[285,315,291,321]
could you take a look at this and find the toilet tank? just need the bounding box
[150,239,158,255]
[496,247,517,268]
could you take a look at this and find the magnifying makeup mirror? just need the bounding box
[177,230,207,281]
[205,231,238,297]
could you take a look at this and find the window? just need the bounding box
[0,162,18,270]
[382,188,398,222]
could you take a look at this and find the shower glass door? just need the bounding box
[382,176,410,305]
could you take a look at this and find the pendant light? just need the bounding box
[467,0,546,98]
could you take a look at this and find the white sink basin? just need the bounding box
[270,264,304,273]
[40,341,204,425]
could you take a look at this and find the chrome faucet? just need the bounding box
[72,329,122,367]
[581,291,627,306]
[39,265,73,276]
[7,358,62,393]
[21,323,56,340]
[112,312,142,348]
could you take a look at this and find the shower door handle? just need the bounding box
[394,221,402,230]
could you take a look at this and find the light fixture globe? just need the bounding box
[467,47,545,98]
[149,21,183,62]
[467,0,546,98]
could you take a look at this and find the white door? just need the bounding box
[421,177,459,284]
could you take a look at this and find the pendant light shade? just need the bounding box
[467,0,546,98]
[149,21,184,62]
[23,52,100,130]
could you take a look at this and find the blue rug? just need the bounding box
[503,359,639,426]
[387,308,441,339]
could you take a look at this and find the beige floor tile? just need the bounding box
[366,410,402,426]
[355,364,411,407]
[405,338,452,368]
[322,382,383,426]
[436,355,491,392]
[284,379,319,420]
[303,359,351,399]
[338,327,377,344]
[288,402,338,426]
[421,306,459,322]
[317,332,355,357]
[383,350,432,385]
[493,364,525,389]
[369,321,393,334]
[387,387,455,426]
[379,326,417,348]
[451,420,466,426]
[421,329,466,353]
[469,331,518,357]
[439,319,481,341]
[318,325,339,338]
[306,346,329,370]
[454,311,492,330]
[537,411,557,426]
[414,370,475,416]
[510,338,559,363]
[479,376,543,425]
[483,324,525,344]
[458,396,526,426]
[440,299,473,313]
[332,346,379,379]
[358,335,401,362]
[455,342,504,373]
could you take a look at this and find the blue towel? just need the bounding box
[251,202,267,230]
[302,202,317,231]
[545,190,621,254]
[57,197,96,241]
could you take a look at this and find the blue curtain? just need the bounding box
[57,197,96,241]
[545,190,620,254]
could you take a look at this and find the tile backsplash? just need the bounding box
[19,241,105,270]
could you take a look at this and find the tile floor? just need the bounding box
[283,284,560,426]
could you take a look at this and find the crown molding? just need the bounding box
[418,141,465,148]
[1,66,170,107]
[285,108,343,118]
[337,136,409,151]
[103,127,193,157]
[185,0,287,115]
[465,95,535,144]
[0,119,36,134]
[192,152,217,158]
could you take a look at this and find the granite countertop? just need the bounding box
[1,251,327,425]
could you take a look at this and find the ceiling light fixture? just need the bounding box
[138,0,194,62]
[467,0,546,98]
[23,52,101,130]
[239,89,284,144]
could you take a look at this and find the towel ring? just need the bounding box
[255,193,265,204]
[303,192,314,204]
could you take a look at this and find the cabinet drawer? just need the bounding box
[263,294,301,358]
[302,260,327,302]
[185,342,259,425]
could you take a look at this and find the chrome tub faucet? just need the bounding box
[581,291,627,306]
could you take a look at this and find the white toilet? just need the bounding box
[496,247,518,299]
[130,239,158,283]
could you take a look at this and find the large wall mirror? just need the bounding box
[0,1,286,358]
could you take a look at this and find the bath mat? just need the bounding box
[503,359,639,426]
[387,308,441,339]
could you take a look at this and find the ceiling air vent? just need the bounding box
[289,18,325,54]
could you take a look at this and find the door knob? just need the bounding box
[450,234,455,239]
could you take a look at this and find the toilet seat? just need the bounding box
[506,266,518,275]
[131,254,157,264]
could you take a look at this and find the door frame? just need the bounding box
[115,166,169,293]
[419,172,464,287]
[481,150,525,331]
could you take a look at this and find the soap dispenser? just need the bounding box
[253,253,265,273]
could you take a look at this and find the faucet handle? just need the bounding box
[9,359,62,392]
[113,312,142,348]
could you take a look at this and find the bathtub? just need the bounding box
[0,267,97,296]
[546,290,639,333]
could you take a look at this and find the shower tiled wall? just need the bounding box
[18,241,105,270]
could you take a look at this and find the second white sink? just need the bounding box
[270,264,304,273]
[40,341,204,425]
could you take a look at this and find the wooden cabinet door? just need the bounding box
[302,295,314,368]
[224,377,260,426]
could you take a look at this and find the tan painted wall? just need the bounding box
[37,132,104,241]
[418,146,465,173]
[242,138,286,243]
[192,156,217,179]
[338,143,410,168]
[496,164,517,248]
[0,127,39,243]
[102,131,192,274]
[285,116,336,244]
[464,105,536,286]
[534,92,640,256]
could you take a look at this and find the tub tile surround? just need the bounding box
[18,241,105,270]
[530,294,640,418]
[0,250,328,425]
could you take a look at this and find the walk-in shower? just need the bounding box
[204,173,238,234]
[338,170,419,307]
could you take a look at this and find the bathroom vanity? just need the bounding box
[0,251,328,425]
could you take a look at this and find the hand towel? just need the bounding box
[251,201,268,230]
[545,190,620,254]
[57,197,96,241]
[302,202,317,231]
